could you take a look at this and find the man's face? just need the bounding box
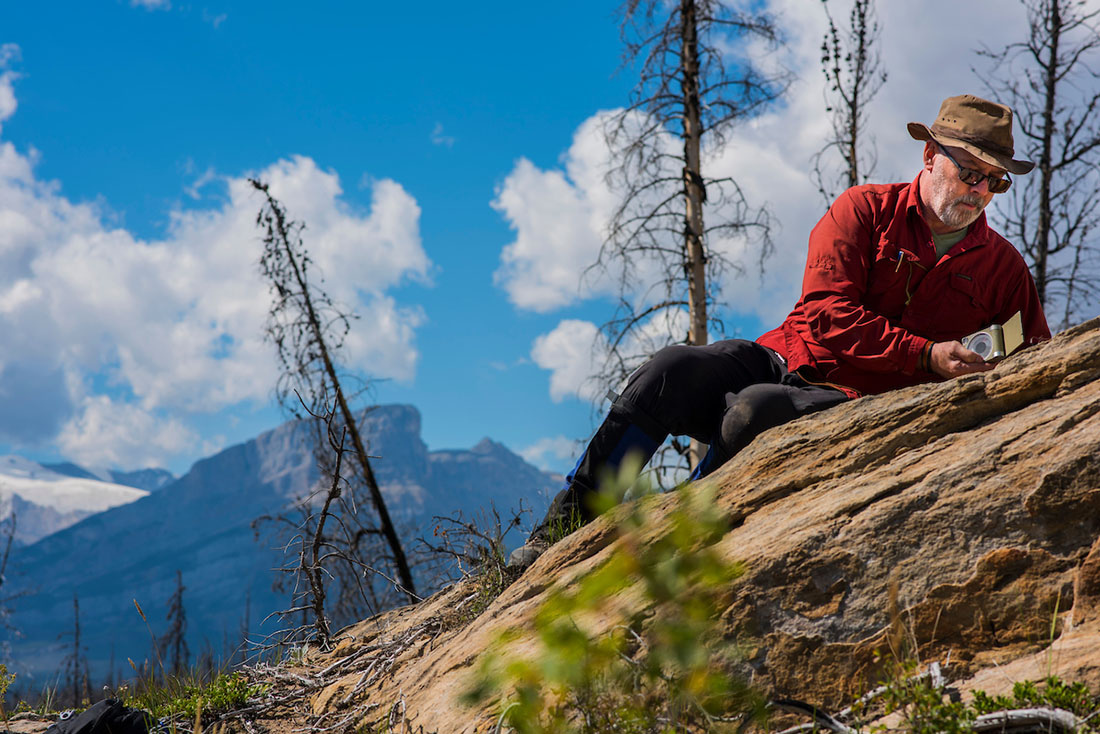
[921,142,1005,233]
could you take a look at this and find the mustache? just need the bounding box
[954,194,984,208]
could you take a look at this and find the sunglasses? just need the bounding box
[937,143,1012,193]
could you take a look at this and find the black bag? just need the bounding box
[45,698,150,734]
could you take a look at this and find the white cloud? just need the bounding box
[529,310,690,404]
[184,166,218,199]
[530,320,605,403]
[131,0,171,9]
[493,158,605,312]
[0,81,431,467]
[498,0,1045,402]
[58,395,198,469]
[519,435,579,472]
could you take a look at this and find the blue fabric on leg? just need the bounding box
[689,443,720,481]
[563,422,661,493]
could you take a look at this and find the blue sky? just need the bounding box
[0,0,1067,476]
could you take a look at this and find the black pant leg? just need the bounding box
[546,340,783,524]
[616,339,785,441]
[706,378,847,473]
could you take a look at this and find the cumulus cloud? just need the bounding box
[499,0,1039,402]
[518,435,578,473]
[57,395,198,469]
[529,310,689,403]
[530,320,606,403]
[493,160,605,312]
[0,83,431,467]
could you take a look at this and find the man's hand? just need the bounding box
[929,340,995,379]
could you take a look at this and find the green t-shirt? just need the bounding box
[932,226,969,259]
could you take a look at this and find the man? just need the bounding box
[510,94,1051,569]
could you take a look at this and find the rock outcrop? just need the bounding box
[304,318,1100,733]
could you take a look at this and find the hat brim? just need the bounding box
[908,122,1035,175]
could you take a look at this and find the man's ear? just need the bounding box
[922,141,937,172]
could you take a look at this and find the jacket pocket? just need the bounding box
[864,239,914,317]
[927,272,995,338]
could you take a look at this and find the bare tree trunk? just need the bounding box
[681,0,707,468]
[682,0,707,350]
[1033,0,1060,306]
[978,0,1100,327]
[322,341,416,599]
[599,1,786,482]
[845,0,870,188]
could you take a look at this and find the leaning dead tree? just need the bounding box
[250,179,417,604]
[596,0,787,471]
[812,0,887,205]
[978,0,1100,328]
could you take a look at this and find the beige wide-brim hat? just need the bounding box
[908,94,1035,175]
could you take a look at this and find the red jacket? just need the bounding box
[757,174,1050,397]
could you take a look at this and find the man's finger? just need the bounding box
[953,344,987,364]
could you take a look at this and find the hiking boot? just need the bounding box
[507,482,600,571]
[506,536,550,570]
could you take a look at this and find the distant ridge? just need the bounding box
[7,404,558,687]
[43,461,175,492]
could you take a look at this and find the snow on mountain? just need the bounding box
[0,455,148,545]
[43,462,176,493]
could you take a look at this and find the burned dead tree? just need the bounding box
[812,0,887,205]
[978,0,1100,328]
[59,593,90,707]
[596,0,788,471]
[250,179,417,608]
[158,569,190,675]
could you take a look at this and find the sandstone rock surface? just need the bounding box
[308,318,1100,733]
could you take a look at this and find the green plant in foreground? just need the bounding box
[970,676,1100,726]
[876,659,975,734]
[873,662,1100,734]
[0,663,14,724]
[123,670,265,723]
[464,457,764,733]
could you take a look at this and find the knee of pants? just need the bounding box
[620,344,712,432]
[625,344,695,392]
[718,384,799,457]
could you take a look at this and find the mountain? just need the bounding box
[0,456,148,546]
[4,405,559,687]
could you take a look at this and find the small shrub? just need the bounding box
[970,676,1100,726]
[877,659,974,734]
[464,457,764,733]
[869,664,1100,734]
[422,504,529,631]
[123,669,266,723]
